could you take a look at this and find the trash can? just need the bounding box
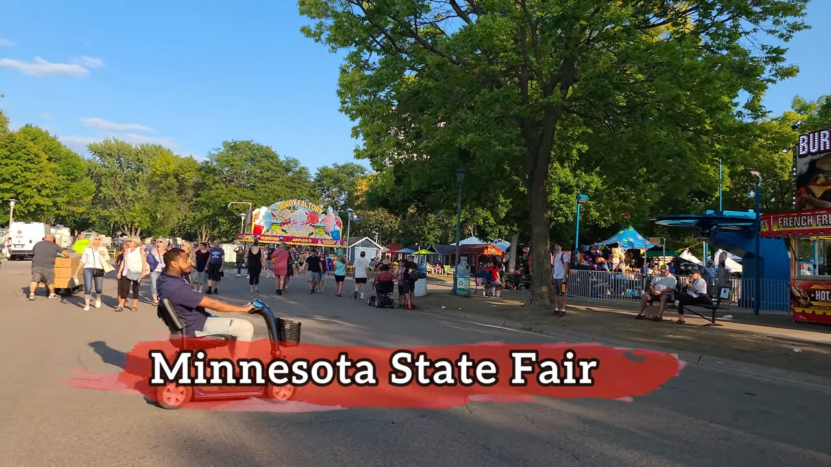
[456,260,471,297]
[414,272,428,297]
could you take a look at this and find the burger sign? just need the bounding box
[796,128,831,210]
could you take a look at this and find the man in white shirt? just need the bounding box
[352,251,370,299]
[636,264,676,321]
[551,243,570,316]
[674,268,710,324]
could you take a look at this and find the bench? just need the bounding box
[673,283,732,326]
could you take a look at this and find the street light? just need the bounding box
[239,213,246,234]
[750,169,762,315]
[227,202,253,234]
[7,198,17,226]
[451,167,466,295]
[573,194,589,265]
[344,207,360,261]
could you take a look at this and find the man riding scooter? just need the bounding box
[157,248,255,359]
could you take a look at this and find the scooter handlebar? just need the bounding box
[247,306,265,315]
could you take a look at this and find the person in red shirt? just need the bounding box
[486,263,502,297]
[376,265,396,283]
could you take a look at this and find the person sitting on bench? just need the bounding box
[635,264,675,321]
[674,268,709,324]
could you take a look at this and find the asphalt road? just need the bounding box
[0,260,829,467]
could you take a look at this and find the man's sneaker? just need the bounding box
[48,293,60,299]
[28,293,34,301]
[95,299,101,308]
[237,273,241,278]
[83,304,90,311]
[206,288,212,295]
[674,300,680,307]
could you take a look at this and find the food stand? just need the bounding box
[760,126,831,325]
[235,199,346,249]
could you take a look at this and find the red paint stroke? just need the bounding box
[64,341,683,412]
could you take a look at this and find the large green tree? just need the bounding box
[313,162,368,211]
[192,140,314,241]
[0,132,58,222]
[16,125,95,226]
[300,0,809,305]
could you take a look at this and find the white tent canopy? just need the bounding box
[452,236,486,246]
[680,249,702,265]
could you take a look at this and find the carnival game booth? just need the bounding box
[760,126,831,325]
[587,226,653,270]
[235,199,345,249]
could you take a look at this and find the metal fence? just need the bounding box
[565,270,791,313]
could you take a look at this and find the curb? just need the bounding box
[420,308,831,394]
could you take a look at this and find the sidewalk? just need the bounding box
[418,281,831,380]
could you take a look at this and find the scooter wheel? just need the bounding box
[266,384,296,401]
[157,382,192,410]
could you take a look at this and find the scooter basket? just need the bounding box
[277,318,301,347]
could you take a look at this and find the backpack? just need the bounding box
[146,250,159,271]
[408,262,419,281]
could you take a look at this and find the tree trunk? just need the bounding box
[527,164,553,306]
[508,231,520,272]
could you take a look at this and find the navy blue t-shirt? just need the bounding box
[157,271,211,335]
[208,247,224,265]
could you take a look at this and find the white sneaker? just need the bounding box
[48,293,60,299]
[84,304,90,311]
[28,293,34,301]
[95,299,101,309]
[674,300,680,307]
[237,273,241,278]
[360,293,364,299]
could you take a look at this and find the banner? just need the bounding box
[790,279,831,325]
[795,127,831,210]
[242,199,345,246]
[235,233,345,247]
[760,208,831,237]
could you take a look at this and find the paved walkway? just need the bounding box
[1,261,830,466]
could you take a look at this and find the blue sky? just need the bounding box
[0,1,829,172]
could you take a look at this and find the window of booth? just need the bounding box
[794,237,831,277]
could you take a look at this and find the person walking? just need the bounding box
[28,234,69,300]
[193,242,210,293]
[148,239,168,306]
[333,255,347,297]
[270,243,289,295]
[205,241,224,295]
[73,236,111,310]
[317,254,329,293]
[352,250,369,299]
[116,238,148,312]
[234,244,246,278]
[180,241,196,285]
[284,247,296,291]
[304,249,324,294]
[245,239,266,294]
[551,243,570,316]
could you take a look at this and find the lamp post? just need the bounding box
[227,202,253,234]
[7,198,17,226]
[574,194,589,266]
[750,169,762,315]
[239,213,246,234]
[451,167,466,295]
[345,208,354,261]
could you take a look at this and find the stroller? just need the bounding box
[368,279,396,308]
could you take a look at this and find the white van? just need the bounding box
[6,222,50,260]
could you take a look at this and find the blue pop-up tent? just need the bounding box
[593,226,652,250]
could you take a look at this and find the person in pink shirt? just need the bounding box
[270,243,290,295]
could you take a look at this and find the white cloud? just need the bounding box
[59,134,178,153]
[0,37,15,47]
[41,113,50,119]
[80,117,154,132]
[0,56,103,77]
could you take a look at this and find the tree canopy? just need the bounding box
[299,0,809,304]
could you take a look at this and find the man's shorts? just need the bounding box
[307,271,322,282]
[553,278,566,296]
[399,282,410,295]
[646,292,673,304]
[355,277,368,284]
[32,266,55,286]
[206,263,223,281]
